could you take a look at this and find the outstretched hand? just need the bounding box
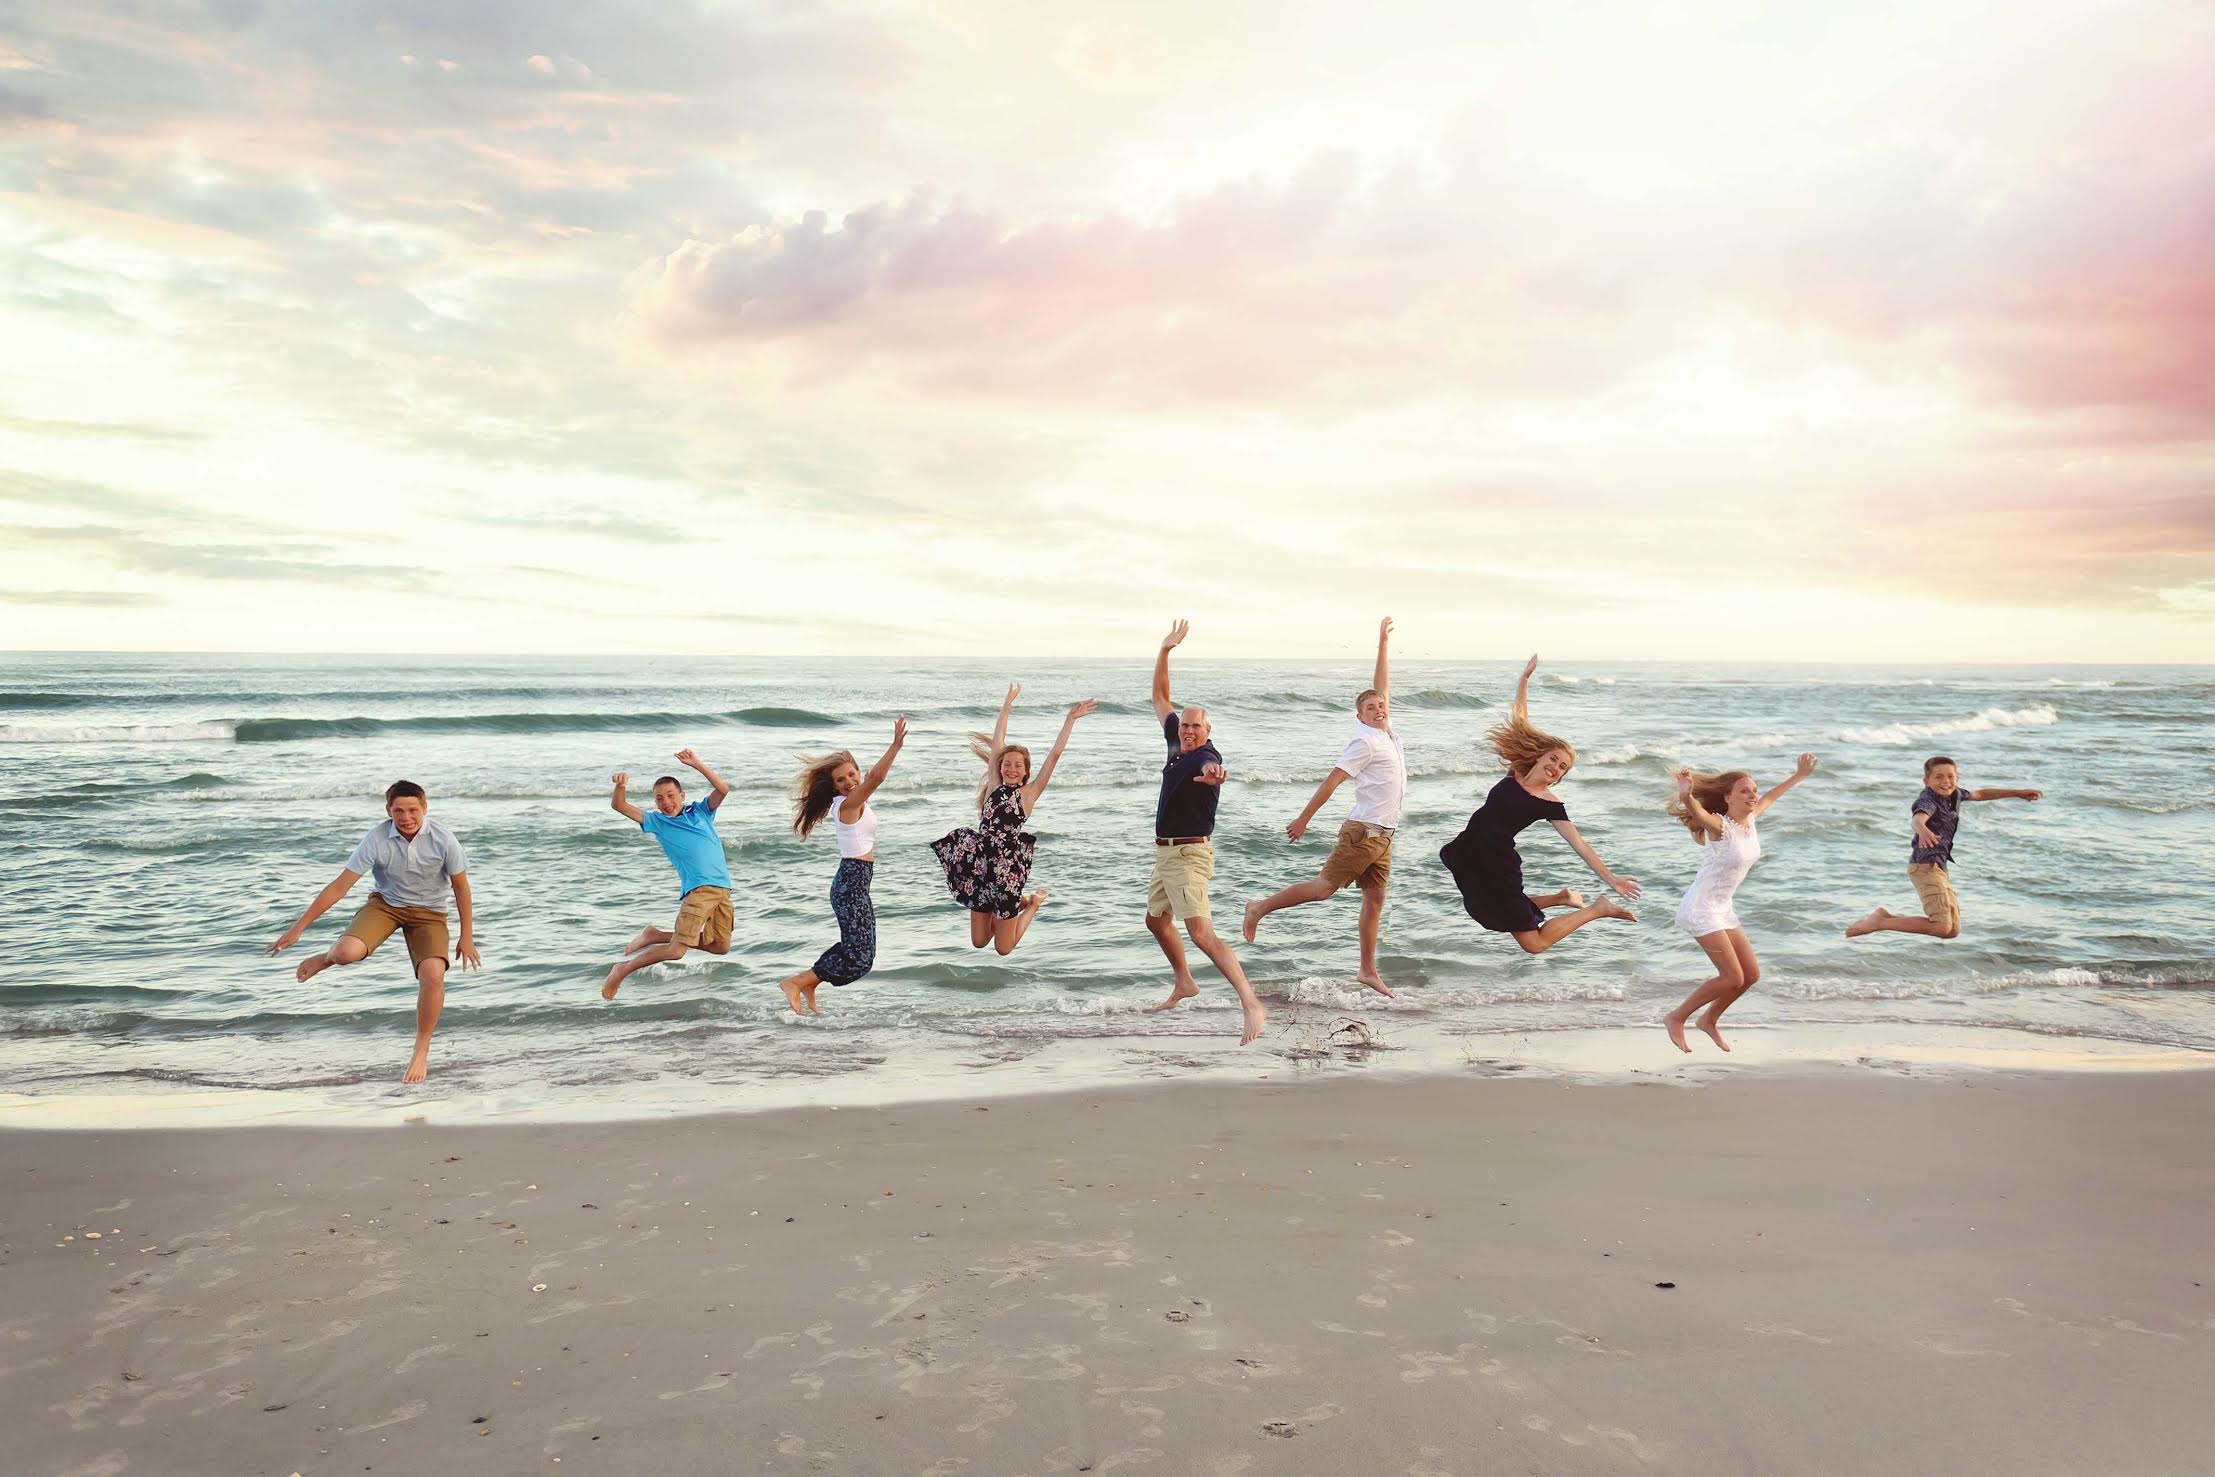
[1067,697,1099,722]
[1673,766,1692,794]
[1161,619,1190,651]
[1522,654,1539,680]
[1285,816,1308,842]
[1379,616,1393,641]
[1004,682,1021,706]
[1195,761,1227,787]
[1612,874,1643,901]
[264,928,300,957]
[1794,752,1819,779]
[891,715,909,745]
[611,771,629,789]
[674,748,701,769]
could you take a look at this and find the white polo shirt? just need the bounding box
[1334,721,1407,829]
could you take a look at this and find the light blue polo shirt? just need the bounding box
[344,817,469,911]
[640,800,731,898]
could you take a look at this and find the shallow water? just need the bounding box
[2,653,2209,1119]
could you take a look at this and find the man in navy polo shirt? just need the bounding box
[1143,619,1267,1045]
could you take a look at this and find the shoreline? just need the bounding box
[6,1067,2212,1474]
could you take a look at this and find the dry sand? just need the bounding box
[5,1067,2213,1475]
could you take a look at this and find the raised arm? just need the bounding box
[1752,753,1818,819]
[1152,620,1188,723]
[1550,818,1641,899]
[1287,769,1350,841]
[1513,654,1538,724]
[1673,769,1725,840]
[990,682,1019,758]
[610,771,644,825]
[1020,698,1097,815]
[1967,786,2043,802]
[1373,616,1393,701]
[676,748,732,811]
[265,868,364,954]
[849,715,908,809]
[451,872,482,969]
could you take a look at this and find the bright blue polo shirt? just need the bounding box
[640,800,731,897]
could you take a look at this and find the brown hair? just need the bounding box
[653,775,683,793]
[384,779,426,805]
[1668,770,1751,839]
[1355,687,1380,712]
[1486,716,1574,776]
[792,750,859,837]
[1923,755,1956,776]
[969,734,1032,806]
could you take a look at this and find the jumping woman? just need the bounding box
[1660,753,1818,1053]
[779,716,906,1017]
[1438,655,1641,952]
[930,683,1099,955]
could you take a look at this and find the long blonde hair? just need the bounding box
[1667,770,1749,839]
[1487,716,1574,776]
[968,734,1032,807]
[792,750,858,837]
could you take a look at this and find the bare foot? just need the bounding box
[601,965,625,1001]
[1596,898,1637,922]
[1025,888,1050,914]
[780,977,815,1016]
[402,1052,430,1084]
[1663,1012,1691,1053]
[625,927,656,954]
[1845,908,1888,939]
[1238,999,1268,1046]
[799,981,821,1014]
[1356,969,1394,999]
[1151,979,1200,1014]
[1242,899,1263,943]
[295,953,330,984]
[1697,1015,1730,1052]
[1558,889,1586,911]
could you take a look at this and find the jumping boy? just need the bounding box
[265,779,480,1084]
[1846,755,2041,941]
[603,748,733,1000]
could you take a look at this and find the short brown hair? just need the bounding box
[1923,755,1956,776]
[384,780,426,805]
[1355,687,1381,711]
[653,775,683,792]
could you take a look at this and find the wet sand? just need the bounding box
[5,1067,2213,1475]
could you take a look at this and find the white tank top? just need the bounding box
[831,792,879,859]
[1675,815,1761,921]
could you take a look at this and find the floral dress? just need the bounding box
[930,783,1037,919]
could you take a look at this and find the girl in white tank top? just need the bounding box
[1660,753,1818,1055]
[775,719,907,1018]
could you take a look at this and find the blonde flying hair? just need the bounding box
[1667,769,1750,839]
[967,734,1033,807]
[792,750,859,838]
[1486,716,1575,776]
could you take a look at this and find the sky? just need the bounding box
[1,0,2211,661]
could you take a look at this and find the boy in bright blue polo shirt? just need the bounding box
[603,748,734,999]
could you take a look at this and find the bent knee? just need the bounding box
[1513,933,1546,954]
[1937,922,1961,940]
[1740,965,1761,988]
[331,938,369,963]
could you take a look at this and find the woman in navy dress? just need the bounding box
[931,683,1098,955]
[1440,655,1642,954]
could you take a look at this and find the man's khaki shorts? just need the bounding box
[673,884,734,950]
[1908,863,1960,932]
[1146,840,1215,921]
[341,894,450,971]
[1318,821,1393,890]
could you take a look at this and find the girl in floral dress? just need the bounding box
[931,684,1098,955]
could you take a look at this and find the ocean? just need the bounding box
[2,653,2209,1121]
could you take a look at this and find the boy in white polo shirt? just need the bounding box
[1241,617,1405,996]
[266,779,480,1084]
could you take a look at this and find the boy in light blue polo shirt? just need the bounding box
[602,748,734,1000]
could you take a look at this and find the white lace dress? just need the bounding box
[1674,815,1761,937]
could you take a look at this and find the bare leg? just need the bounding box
[1662,932,1746,1053]
[1510,896,1636,956]
[969,911,994,949]
[1846,906,1958,940]
[991,890,1049,956]
[779,969,822,1016]
[1146,910,1201,1013]
[1696,931,1760,1050]
[1355,882,1391,996]
[297,933,369,983]
[603,941,689,1000]
[626,924,674,954]
[403,957,447,1084]
[1530,887,1585,911]
[1184,916,1268,1046]
[1243,877,1337,941]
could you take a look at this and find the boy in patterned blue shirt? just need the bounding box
[1847,755,2041,941]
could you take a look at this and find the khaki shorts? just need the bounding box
[341,894,450,971]
[1908,863,1960,932]
[1146,840,1215,921]
[1318,820,1393,890]
[673,884,734,950]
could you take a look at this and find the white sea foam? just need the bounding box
[1833,703,2059,746]
[0,721,237,744]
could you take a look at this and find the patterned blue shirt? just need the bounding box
[1910,786,1964,867]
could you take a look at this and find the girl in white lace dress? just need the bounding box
[1661,753,1817,1053]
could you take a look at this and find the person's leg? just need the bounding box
[1511,895,1636,955]
[1848,867,1961,939]
[1242,877,1337,941]
[300,898,392,982]
[1529,887,1585,911]
[798,861,875,1011]
[779,969,823,1015]
[1661,931,1745,1052]
[1248,823,1369,941]
[1183,916,1268,1045]
[1355,880,1391,996]
[1147,907,1201,1011]
[603,941,688,999]
[403,955,447,1084]
[969,911,994,949]
[1695,930,1760,1050]
[626,924,674,954]
[991,890,1049,955]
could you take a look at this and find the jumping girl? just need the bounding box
[930,683,1099,955]
[778,716,906,1017]
[1438,655,1641,952]
[1660,753,1817,1052]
